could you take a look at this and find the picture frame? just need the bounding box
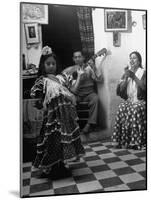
[113,31,121,47]
[104,9,129,32]
[142,14,146,29]
[24,23,40,44]
[22,4,48,24]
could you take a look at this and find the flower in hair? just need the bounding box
[42,46,52,56]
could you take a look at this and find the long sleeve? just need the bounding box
[116,73,128,100]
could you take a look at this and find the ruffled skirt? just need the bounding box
[33,95,85,170]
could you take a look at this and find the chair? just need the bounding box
[76,101,89,129]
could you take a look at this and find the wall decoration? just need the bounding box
[142,14,146,29]
[105,9,129,32]
[22,4,48,24]
[113,31,121,47]
[24,23,40,44]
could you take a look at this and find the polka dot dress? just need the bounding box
[112,100,146,150]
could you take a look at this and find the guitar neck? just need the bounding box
[89,54,98,62]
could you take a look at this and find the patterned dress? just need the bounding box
[30,74,85,171]
[112,68,146,150]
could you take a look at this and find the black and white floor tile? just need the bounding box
[22,141,146,197]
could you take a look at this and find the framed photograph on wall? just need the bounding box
[22,4,48,24]
[104,9,129,31]
[24,23,40,44]
[113,31,121,47]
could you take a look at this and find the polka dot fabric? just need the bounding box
[112,100,146,150]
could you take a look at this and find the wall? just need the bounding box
[92,8,146,137]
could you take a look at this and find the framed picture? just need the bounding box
[24,23,40,44]
[142,14,146,29]
[113,32,121,47]
[104,9,129,31]
[22,4,48,24]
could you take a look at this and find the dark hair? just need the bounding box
[73,50,84,57]
[129,51,142,68]
[38,53,57,77]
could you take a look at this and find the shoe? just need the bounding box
[50,162,72,180]
[113,144,121,149]
[131,145,140,150]
[37,171,51,178]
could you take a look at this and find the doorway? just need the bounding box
[42,5,82,73]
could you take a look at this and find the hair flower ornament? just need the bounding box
[42,46,52,56]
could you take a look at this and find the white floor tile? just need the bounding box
[99,153,117,159]
[22,186,30,196]
[23,162,32,168]
[131,163,146,172]
[30,189,54,196]
[30,177,49,185]
[94,170,117,180]
[84,151,97,157]
[52,177,75,189]
[92,146,107,151]
[104,184,130,191]
[119,154,138,161]
[108,161,128,170]
[87,159,105,167]
[77,180,103,193]
[119,173,144,184]
[72,167,93,176]
[23,172,31,179]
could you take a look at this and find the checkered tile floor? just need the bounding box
[21,141,146,197]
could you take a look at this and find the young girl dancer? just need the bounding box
[31,46,85,179]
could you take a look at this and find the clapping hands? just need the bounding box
[125,69,135,79]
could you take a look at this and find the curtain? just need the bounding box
[76,7,94,60]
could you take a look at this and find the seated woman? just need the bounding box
[112,51,146,150]
[30,46,85,179]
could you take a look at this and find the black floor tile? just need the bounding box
[139,171,147,179]
[54,185,79,194]
[23,178,30,187]
[84,155,100,162]
[23,166,31,173]
[74,174,96,184]
[95,149,111,155]
[90,165,110,173]
[85,148,93,152]
[113,167,136,176]
[114,150,131,156]
[134,152,146,158]
[69,162,88,170]
[125,159,144,166]
[99,177,124,188]
[31,170,41,178]
[127,180,146,190]
[89,143,103,147]
[103,157,121,163]
[30,181,53,194]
